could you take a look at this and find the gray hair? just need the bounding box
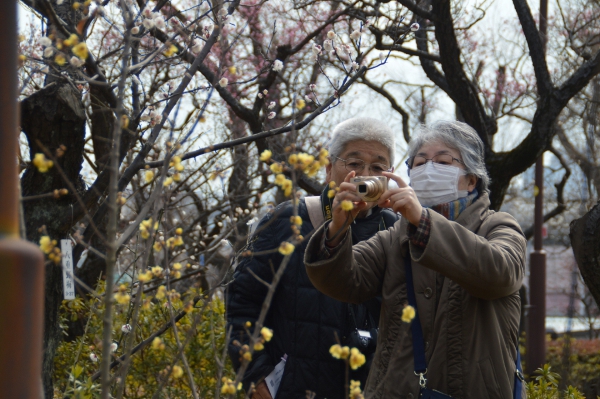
[328,117,396,166]
[407,120,490,194]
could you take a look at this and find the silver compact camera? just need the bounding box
[350,176,387,202]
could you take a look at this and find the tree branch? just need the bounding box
[396,0,434,21]
[360,76,411,143]
[511,0,553,98]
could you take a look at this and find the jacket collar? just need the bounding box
[399,193,491,246]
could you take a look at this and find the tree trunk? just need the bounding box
[20,82,86,399]
[570,201,600,309]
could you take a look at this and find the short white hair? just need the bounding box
[328,117,396,166]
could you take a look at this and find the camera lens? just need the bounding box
[358,184,367,193]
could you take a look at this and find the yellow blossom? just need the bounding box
[275,174,286,185]
[243,351,252,361]
[151,266,164,277]
[141,218,153,229]
[163,44,178,57]
[296,98,306,110]
[254,341,264,351]
[341,200,354,211]
[173,236,184,247]
[288,153,298,165]
[260,327,273,342]
[145,170,154,183]
[259,149,272,162]
[220,379,236,394]
[173,172,181,182]
[306,161,321,177]
[228,66,237,75]
[173,262,182,270]
[170,155,184,171]
[155,285,166,300]
[171,365,183,378]
[72,42,88,60]
[329,181,337,188]
[328,189,336,198]
[402,305,416,323]
[290,216,302,226]
[163,177,173,187]
[39,236,55,254]
[72,2,81,10]
[330,344,342,359]
[245,321,252,328]
[138,270,152,283]
[284,186,292,197]
[270,162,283,174]
[33,153,54,172]
[140,229,150,239]
[278,242,295,255]
[349,347,366,370]
[153,241,163,252]
[151,337,165,351]
[63,34,79,47]
[297,153,314,167]
[175,227,183,235]
[114,285,131,305]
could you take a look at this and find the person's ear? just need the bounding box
[325,160,333,182]
[468,175,478,191]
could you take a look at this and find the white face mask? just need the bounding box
[409,162,469,207]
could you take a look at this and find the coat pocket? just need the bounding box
[476,358,502,399]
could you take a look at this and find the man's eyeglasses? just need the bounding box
[335,157,392,175]
[406,154,464,169]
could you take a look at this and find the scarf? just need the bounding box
[429,189,479,221]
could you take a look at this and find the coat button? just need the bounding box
[424,287,433,299]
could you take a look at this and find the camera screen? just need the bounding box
[358,184,367,193]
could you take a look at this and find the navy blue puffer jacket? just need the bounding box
[226,196,398,399]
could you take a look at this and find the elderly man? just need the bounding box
[226,117,399,399]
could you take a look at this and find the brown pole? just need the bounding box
[0,1,45,397]
[526,0,548,376]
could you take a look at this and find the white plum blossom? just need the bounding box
[351,61,359,71]
[309,84,316,91]
[191,39,203,54]
[40,37,52,47]
[43,47,54,58]
[89,353,98,362]
[268,101,276,109]
[219,77,228,87]
[142,18,155,30]
[218,8,228,17]
[326,30,336,39]
[121,324,132,334]
[70,56,84,68]
[304,94,312,103]
[263,89,268,95]
[312,44,322,54]
[142,7,153,18]
[257,93,263,99]
[379,52,386,62]
[268,112,276,119]
[154,17,166,30]
[110,342,118,353]
[350,30,361,41]
[131,26,140,34]
[272,60,283,72]
[323,40,333,52]
[410,23,420,32]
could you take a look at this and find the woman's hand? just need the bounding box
[326,171,368,246]
[378,172,423,226]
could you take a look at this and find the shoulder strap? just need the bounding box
[405,255,428,378]
[305,196,325,228]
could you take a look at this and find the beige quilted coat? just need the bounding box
[304,194,527,399]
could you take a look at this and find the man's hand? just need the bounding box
[251,381,273,399]
[326,171,368,247]
[378,172,422,226]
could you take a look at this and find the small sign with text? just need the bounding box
[61,239,75,300]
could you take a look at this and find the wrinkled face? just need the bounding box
[326,140,392,211]
[412,141,477,192]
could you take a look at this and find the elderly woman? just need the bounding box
[304,120,527,399]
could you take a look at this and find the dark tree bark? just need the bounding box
[20,82,86,399]
[570,201,600,309]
